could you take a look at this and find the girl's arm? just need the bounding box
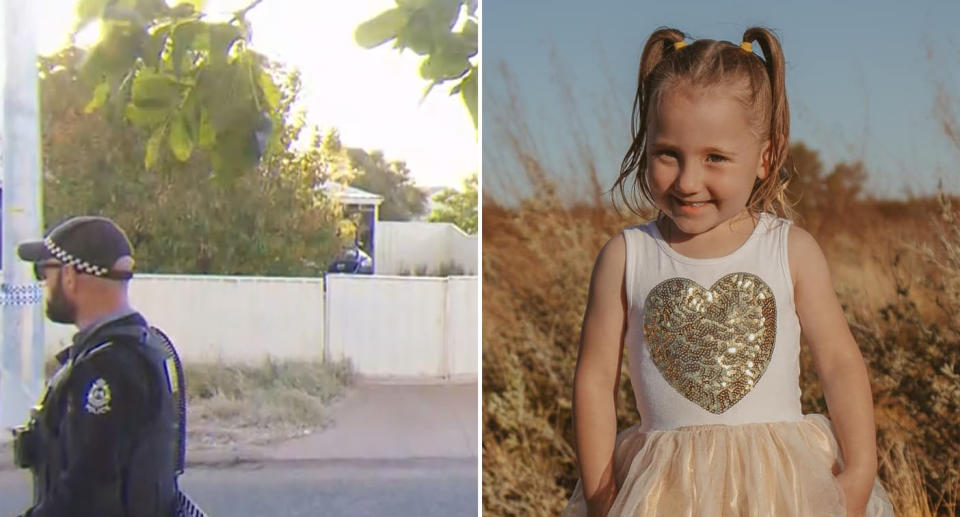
[789,226,878,515]
[573,234,629,517]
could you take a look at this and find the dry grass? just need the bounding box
[483,192,960,516]
[483,202,629,516]
[185,358,354,448]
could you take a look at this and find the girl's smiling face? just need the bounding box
[646,85,770,238]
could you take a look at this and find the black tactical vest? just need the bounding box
[27,322,186,517]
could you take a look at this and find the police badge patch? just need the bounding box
[85,378,112,414]
[164,357,179,394]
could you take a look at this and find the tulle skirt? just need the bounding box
[562,414,894,516]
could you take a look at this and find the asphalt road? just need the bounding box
[0,459,477,517]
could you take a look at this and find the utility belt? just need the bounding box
[11,406,41,469]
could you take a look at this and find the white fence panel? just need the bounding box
[13,273,478,379]
[374,221,477,275]
[445,277,478,379]
[326,275,445,377]
[453,236,479,276]
[325,274,478,379]
[26,274,326,364]
[129,275,326,364]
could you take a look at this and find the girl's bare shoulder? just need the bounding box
[593,233,627,274]
[786,224,829,288]
[585,233,628,299]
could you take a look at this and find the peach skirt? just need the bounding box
[562,414,894,516]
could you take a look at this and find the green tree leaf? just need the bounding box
[209,23,244,64]
[84,79,111,114]
[358,0,477,131]
[355,8,409,49]
[395,9,436,55]
[211,127,259,179]
[397,0,434,8]
[172,0,206,13]
[145,126,165,169]
[418,45,469,81]
[143,23,172,67]
[125,102,169,127]
[425,0,463,32]
[170,20,206,74]
[258,70,281,112]
[198,107,217,149]
[461,19,478,55]
[460,65,477,129]
[66,0,282,187]
[81,22,146,81]
[169,113,194,161]
[131,70,181,108]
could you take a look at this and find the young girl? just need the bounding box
[564,27,895,517]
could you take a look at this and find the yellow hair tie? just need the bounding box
[740,41,753,52]
[673,41,687,50]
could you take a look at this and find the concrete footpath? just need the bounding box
[189,380,478,466]
[1,381,479,469]
[0,382,479,516]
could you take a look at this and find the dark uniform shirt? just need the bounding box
[19,311,180,517]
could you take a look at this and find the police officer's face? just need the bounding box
[39,263,78,324]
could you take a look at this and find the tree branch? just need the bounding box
[231,0,265,24]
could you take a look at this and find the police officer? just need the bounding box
[10,216,195,517]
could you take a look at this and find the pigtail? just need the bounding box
[743,27,793,218]
[613,27,686,217]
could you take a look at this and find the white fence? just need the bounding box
[132,275,327,363]
[37,274,327,364]
[325,274,478,380]
[12,273,477,379]
[374,221,478,275]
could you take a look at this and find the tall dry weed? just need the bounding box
[483,189,958,517]
[858,194,960,515]
[482,201,627,515]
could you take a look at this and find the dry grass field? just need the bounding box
[482,136,960,515]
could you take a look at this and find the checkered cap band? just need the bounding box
[44,237,110,277]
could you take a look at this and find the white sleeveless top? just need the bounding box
[622,212,803,432]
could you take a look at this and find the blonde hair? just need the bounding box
[614,27,793,219]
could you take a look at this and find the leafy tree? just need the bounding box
[784,141,868,232]
[75,0,282,179]
[355,0,478,129]
[39,40,343,275]
[428,172,477,233]
[344,147,427,221]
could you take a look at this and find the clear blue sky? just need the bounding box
[482,0,960,201]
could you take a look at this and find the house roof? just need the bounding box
[320,182,384,207]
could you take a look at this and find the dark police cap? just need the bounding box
[17,216,134,280]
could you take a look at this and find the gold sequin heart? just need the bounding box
[643,273,776,414]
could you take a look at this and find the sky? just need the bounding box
[483,0,960,201]
[2,0,477,189]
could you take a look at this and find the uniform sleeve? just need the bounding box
[26,342,155,517]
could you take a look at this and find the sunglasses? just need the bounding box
[33,261,64,282]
